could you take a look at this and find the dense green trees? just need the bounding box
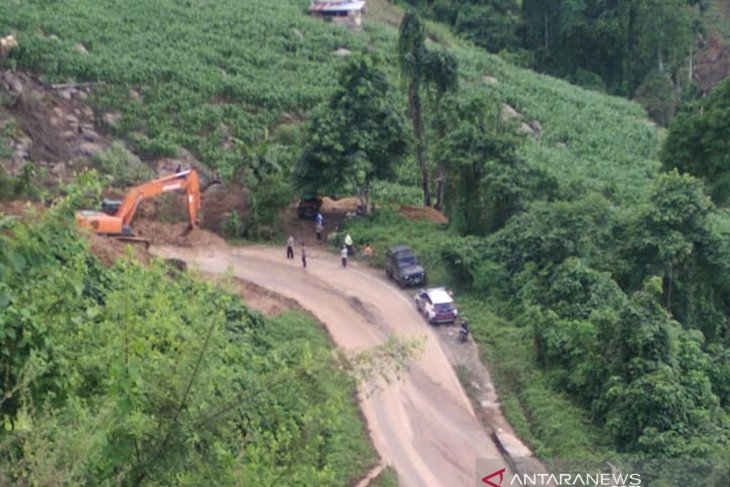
[400,0,707,121]
[521,0,698,97]
[439,168,730,457]
[399,0,521,54]
[662,77,730,204]
[0,212,375,485]
[434,94,556,234]
[296,54,409,212]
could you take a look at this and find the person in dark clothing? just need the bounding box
[301,242,307,268]
[286,235,295,259]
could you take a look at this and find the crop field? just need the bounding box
[453,51,662,203]
[0,0,370,172]
[1,0,661,196]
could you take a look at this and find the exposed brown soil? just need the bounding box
[398,205,449,224]
[206,275,301,317]
[12,94,73,163]
[85,233,152,266]
[132,219,227,248]
[0,199,41,217]
[281,199,352,249]
[321,196,361,213]
[199,184,247,234]
[0,71,110,183]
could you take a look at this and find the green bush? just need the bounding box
[92,141,153,187]
[244,173,292,240]
[221,210,243,238]
[0,214,376,485]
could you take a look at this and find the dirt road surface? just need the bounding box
[152,244,508,487]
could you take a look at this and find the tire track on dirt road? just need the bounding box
[152,244,510,487]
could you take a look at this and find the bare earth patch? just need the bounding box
[207,274,300,318]
[132,219,227,248]
[85,233,151,266]
[398,205,449,224]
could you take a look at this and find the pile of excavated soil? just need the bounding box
[86,233,151,266]
[200,184,246,234]
[133,219,227,248]
[399,205,449,224]
[321,196,361,213]
[124,185,246,236]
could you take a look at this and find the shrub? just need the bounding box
[93,142,153,187]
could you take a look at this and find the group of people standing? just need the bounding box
[286,211,372,269]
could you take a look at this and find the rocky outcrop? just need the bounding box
[501,103,543,138]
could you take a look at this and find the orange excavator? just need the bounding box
[75,169,201,246]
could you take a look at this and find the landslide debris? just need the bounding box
[133,219,227,248]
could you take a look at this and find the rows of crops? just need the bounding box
[0,0,369,173]
[1,0,660,197]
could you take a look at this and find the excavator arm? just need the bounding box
[76,169,201,236]
[117,169,201,228]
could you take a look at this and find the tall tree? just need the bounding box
[522,0,697,99]
[398,12,430,206]
[295,54,409,212]
[435,94,555,234]
[398,12,458,207]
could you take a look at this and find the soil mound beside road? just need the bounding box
[86,233,151,266]
[321,196,361,213]
[399,205,449,224]
[133,219,227,248]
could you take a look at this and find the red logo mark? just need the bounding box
[482,468,506,487]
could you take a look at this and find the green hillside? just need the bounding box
[0,0,370,176]
[0,207,375,485]
[447,53,661,202]
[0,0,658,189]
[2,0,729,478]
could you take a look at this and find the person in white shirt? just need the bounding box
[344,233,354,256]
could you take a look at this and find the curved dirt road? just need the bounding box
[152,244,507,487]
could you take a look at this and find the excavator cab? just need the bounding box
[101,199,123,215]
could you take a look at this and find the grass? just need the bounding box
[365,0,404,28]
[369,466,399,487]
[457,296,614,463]
[266,311,378,484]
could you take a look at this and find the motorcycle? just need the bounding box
[457,319,470,343]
